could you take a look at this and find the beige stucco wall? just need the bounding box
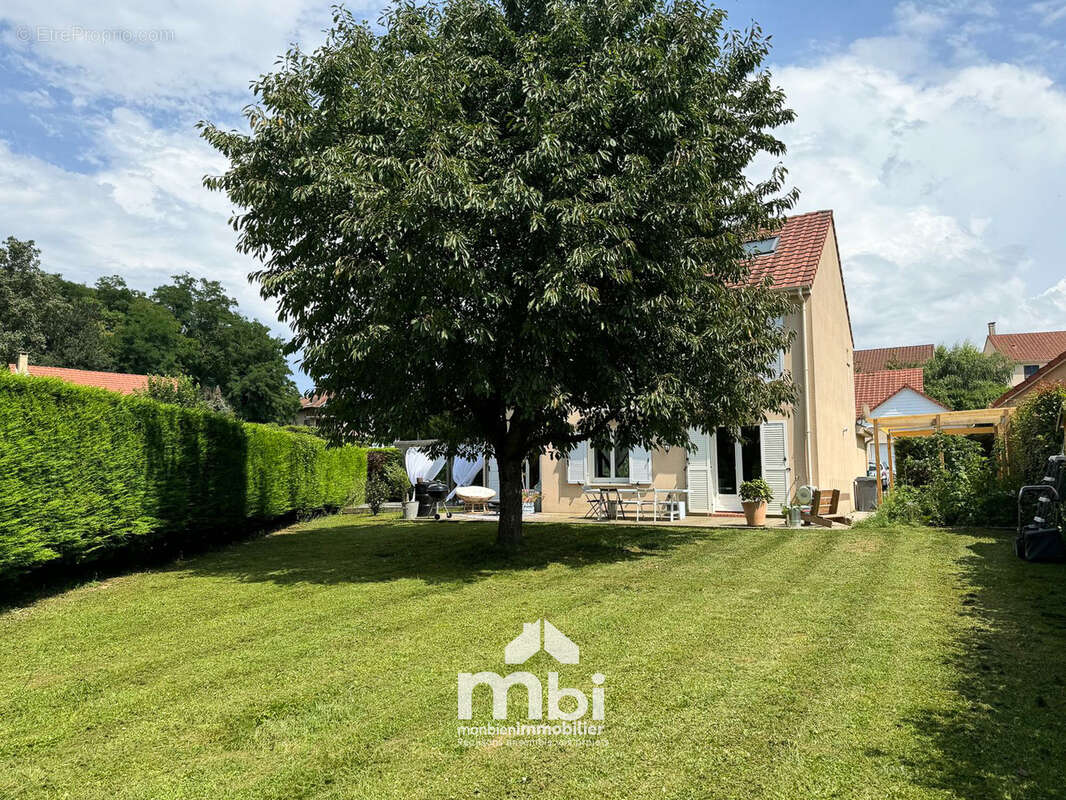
[803,225,864,511]
[539,445,686,513]
[983,338,1043,386]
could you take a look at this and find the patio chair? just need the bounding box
[582,487,607,519]
[609,488,638,520]
[655,490,683,522]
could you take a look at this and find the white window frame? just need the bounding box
[590,444,630,483]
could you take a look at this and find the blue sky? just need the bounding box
[2,1,1065,392]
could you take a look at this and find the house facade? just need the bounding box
[854,367,949,470]
[991,348,1066,407]
[295,394,329,426]
[984,323,1066,386]
[538,210,864,516]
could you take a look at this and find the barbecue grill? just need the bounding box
[425,481,452,520]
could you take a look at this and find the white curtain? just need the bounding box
[446,455,485,500]
[404,448,446,498]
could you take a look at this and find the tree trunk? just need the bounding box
[495,455,525,550]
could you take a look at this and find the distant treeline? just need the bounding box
[0,235,300,423]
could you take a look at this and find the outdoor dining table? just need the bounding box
[585,486,689,522]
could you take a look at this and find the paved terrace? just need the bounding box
[349,505,860,529]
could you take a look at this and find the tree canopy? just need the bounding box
[0,236,301,423]
[921,344,1013,411]
[202,0,799,547]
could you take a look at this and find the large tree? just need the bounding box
[202,0,798,548]
[0,237,111,369]
[151,274,301,423]
[921,343,1013,411]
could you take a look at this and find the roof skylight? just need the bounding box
[742,237,779,256]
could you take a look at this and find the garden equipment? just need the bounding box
[425,480,452,520]
[1015,454,1066,562]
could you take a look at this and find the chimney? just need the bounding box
[987,321,997,337]
[16,352,29,375]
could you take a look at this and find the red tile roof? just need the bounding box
[985,330,1066,363]
[854,344,934,373]
[854,367,944,417]
[301,393,330,409]
[744,210,834,289]
[992,348,1066,407]
[7,364,156,395]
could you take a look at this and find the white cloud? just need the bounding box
[1031,1,1066,26]
[0,0,350,113]
[766,11,1066,348]
[0,109,289,344]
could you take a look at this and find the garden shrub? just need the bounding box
[367,447,409,502]
[873,432,1014,528]
[0,372,367,584]
[1007,384,1066,485]
[366,476,391,514]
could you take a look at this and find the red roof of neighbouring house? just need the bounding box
[744,209,834,289]
[854,344,934,373]
[301,393,330,409]
[854,367,944,417]
[992,348,1066,407]
[7,364,155,395]
[985,330,1066,363]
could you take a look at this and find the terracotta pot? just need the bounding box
[742,500,767,526]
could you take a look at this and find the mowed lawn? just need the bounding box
[1,516,1064,800]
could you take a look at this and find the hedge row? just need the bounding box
[0,372,366,583]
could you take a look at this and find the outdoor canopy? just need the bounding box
[404,448,446,493]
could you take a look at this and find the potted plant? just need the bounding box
[521,489,541,516]
[739,478,773,526]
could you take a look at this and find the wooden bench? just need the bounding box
[802,489,850,528]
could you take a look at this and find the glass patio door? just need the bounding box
[712,427,761,512]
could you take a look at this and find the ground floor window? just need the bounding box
[594,443,629,481]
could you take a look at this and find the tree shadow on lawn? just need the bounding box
[907,531,1066,799]
[175,517,716,588]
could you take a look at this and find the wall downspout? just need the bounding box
[798,289,813,485]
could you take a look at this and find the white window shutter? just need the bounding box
[486,458,500,496]
[629,445,651,484]
[759,421,788,513]
[686,429,712,512]
[566,442,588,484]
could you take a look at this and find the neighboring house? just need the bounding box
[854,367,949,469]
[6,353,156,395]
[983,322,1066,386]
[991,348,1066,407]
[539,209,864,515]
[854,344,933,373]
[295,393,330,426]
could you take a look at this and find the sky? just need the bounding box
[1,1,1065,392]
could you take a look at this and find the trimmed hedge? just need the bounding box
[0,372,366,583]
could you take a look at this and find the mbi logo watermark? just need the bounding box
[457,620,606,745]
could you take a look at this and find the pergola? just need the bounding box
[870,407,1016,504]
